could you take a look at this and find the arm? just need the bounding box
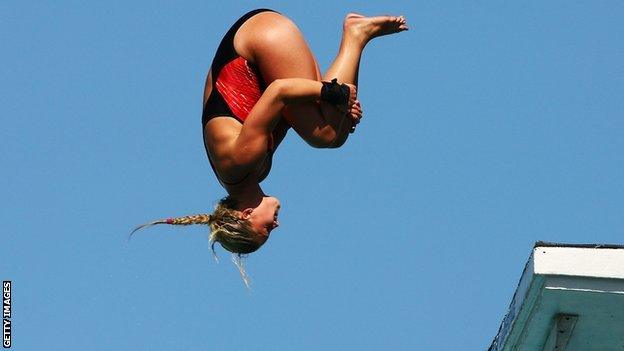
[244,15,357,148]
[230,78,325,169]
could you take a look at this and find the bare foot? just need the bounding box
[343,13,408,47]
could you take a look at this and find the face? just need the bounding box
[242,196,281,247]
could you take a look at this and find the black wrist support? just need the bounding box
[320,78,350,105]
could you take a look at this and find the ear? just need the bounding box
[241,208,254,220]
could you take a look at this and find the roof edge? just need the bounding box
[534,241,624,249]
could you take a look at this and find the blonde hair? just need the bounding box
[130,196,258,288]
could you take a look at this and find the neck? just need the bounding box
[228,181,265,210]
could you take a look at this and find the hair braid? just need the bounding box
[130,196,261,289]
[130,213,212,238]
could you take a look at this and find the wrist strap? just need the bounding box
[320,78,350,105]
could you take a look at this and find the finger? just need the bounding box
[352,103,362,114]
[352,106,362,117]
[351,106,362,119]
[354,100,362,111]
[346,83,357,97]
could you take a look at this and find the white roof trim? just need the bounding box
[534,246,624,279]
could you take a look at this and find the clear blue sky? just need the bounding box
[2,1,623,350]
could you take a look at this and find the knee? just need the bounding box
[307,128,340,149]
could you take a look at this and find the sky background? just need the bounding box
[2,1,623,350]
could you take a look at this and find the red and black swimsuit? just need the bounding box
[202,9,278,186]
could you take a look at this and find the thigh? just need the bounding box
[234,12,337,147]
[235,12,321,83]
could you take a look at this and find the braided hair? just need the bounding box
[130,196,258,287]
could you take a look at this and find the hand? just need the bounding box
[346,83,357,110]
[348,99,362,133]
[336,83,357,115]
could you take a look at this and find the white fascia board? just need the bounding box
[533,246,624,279]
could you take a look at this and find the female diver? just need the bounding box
[133,9,408,276]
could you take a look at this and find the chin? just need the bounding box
[265,195,280,206]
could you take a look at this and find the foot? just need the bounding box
[342,13,408,47]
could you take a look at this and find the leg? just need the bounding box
[319,14,408,146]
[234,11,407,148]
[233,78,335,168]
[235,12,336,148]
